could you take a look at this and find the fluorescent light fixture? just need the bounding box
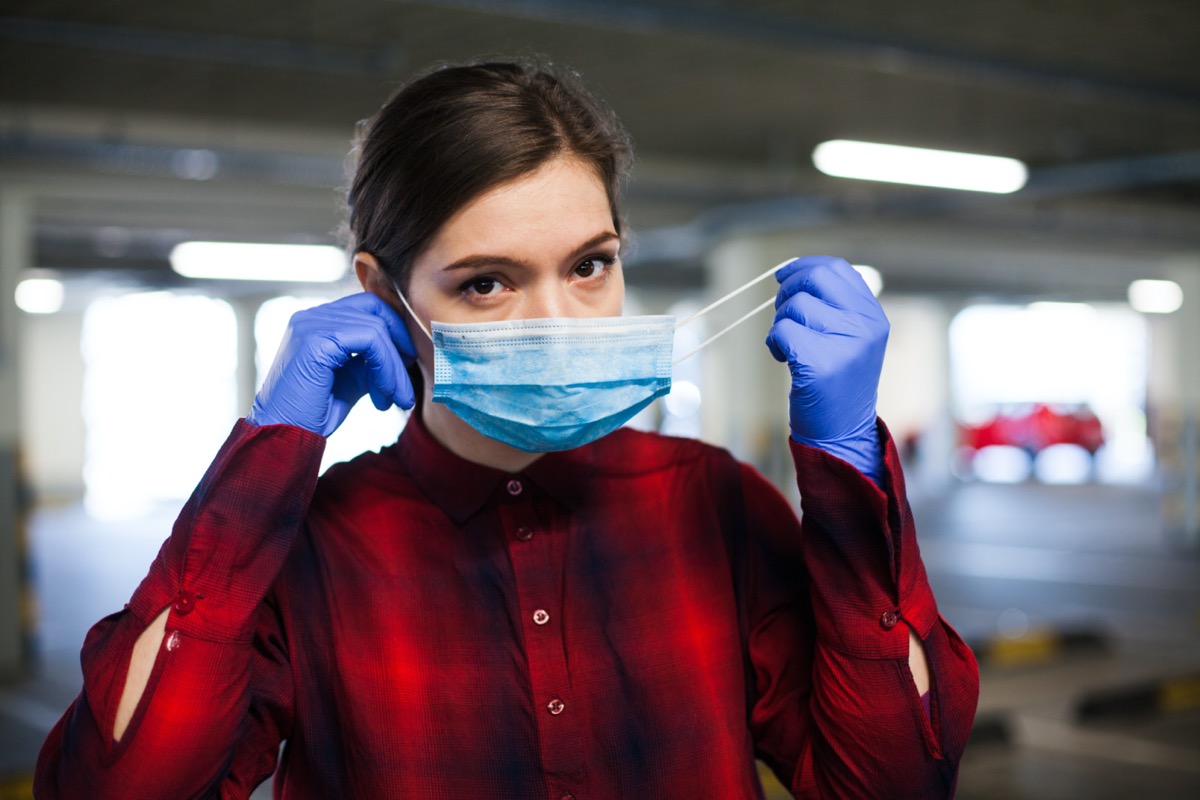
[1026,301,1094,312]
[15,277,64,314]
[170,241,348,282]
[852,264,883,296]
[812,139,1028,193]
[1128,279,1183,314]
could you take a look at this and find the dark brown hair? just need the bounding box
[347,58,633,291]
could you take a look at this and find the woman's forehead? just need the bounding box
[416,157,616,272]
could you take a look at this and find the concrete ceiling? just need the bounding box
[1,0,1198,298]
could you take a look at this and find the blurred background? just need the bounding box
[1,1,1198,797]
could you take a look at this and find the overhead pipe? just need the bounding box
[0,16,404,77]
[0,133,347,188]
[399,0,1200,107]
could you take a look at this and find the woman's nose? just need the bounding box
[523,286,571,319]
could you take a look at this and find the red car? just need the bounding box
[959,403,1104,456]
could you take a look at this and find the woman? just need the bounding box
[36,60,978,798]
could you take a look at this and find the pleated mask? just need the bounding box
[394,259,789,452]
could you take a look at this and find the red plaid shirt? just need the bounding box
[36,412,978,799]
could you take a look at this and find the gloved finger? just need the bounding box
[352,325,412,411]
[775,255,842,284]
[288,298,415,410]
[368,385,391,412]
[364,344,414,410]
[775,258,873,312]
[302,315,408,408]
[331,356,371,402]
[776,265,869,313]
[765,315,824,366]
[773,290,850,334]
[322,292,417,363]
[333,354,390,412]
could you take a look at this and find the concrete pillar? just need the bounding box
[0,188,32,678]
[1155,258,1200,545]
[701,237,792,486]
[230,296,265,418]
[19,309,86,500]
[877,296,956,501]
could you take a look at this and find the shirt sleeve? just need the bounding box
[34,420,322,800]
[742,418,979,799]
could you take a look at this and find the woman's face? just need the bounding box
[401,155,625,361]
[354,153,626,463]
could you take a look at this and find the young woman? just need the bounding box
[36,60,978,799]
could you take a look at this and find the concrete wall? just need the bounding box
[18,310,85,501]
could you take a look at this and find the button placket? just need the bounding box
[497,494,583,776]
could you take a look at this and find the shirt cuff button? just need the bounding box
[880,609,899,629]
[173,590,196,616]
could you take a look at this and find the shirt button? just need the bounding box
[515,526,533,541]
[533,609,550,625]
[547,698,565,715]
[506,479,523,496]
[561,794,576,800]
[880,609,900,629]
[165,631,182,652]
[173,590,196,616]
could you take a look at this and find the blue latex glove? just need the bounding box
[248,292,416,436]
[765,256,889,486]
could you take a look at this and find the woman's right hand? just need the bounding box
[248,292,416,436]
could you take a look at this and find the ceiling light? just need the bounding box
[812,139,1028,193]
[852,264,883,296]
[1128,279,1183,314]
[170,242,348,282]
[15,277,65,314]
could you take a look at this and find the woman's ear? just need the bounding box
[354,252,392,297]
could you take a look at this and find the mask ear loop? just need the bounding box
[673,296,776,365]
[674,259,791,330]
[672,259,792,365]
[392,284,433,341]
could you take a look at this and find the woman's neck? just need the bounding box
[418,380,543,474]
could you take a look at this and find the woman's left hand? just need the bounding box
[765,255,889,482]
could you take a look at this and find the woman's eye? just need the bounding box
[575,256,613,279]
[464,276,500,296]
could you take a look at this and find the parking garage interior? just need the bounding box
[1,2,1199,797]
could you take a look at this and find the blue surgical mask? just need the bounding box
[394,260,789,452]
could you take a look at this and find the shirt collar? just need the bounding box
[392,407,596,526]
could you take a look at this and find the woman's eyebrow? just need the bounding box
[440,231,621,273]
[567,231,621,259]
[441,254,528,273]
